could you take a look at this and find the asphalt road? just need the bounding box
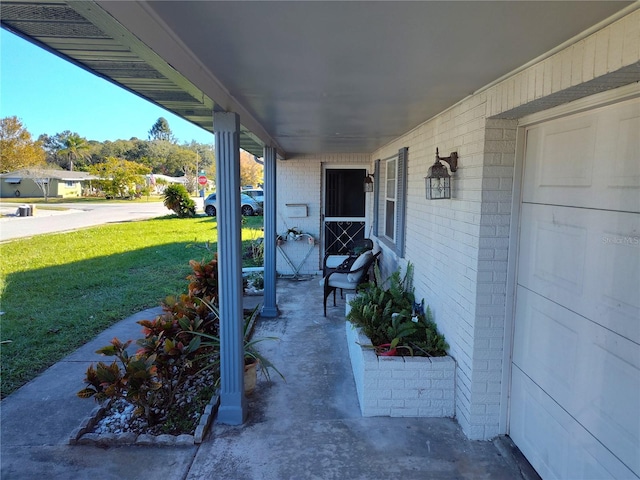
[0,201,202,242]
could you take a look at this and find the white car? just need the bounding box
[203,192,263,217]
[242,188,264,205]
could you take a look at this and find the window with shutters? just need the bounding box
[384,157,397,240]
[374,147,408,257]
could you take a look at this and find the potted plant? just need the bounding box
[193,303,284,395]
[347,263,448,357]
[241,306,284,393]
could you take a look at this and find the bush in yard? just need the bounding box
[163,184,196,217]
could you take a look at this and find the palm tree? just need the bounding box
[59,134,90,171]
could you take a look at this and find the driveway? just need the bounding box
[0,200,203,242]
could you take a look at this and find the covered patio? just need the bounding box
[3,2,638,478]
[0,277,533,479]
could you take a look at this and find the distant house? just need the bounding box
[146,173,187,193]
[0,169,99,199]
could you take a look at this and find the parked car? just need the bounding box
[242,188,264,205]
[203,192,263,217]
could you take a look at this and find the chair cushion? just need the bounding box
[326,272,354,289]
[347,251,372,282]
[324,254,350,269]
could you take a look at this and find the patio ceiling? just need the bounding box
[1,1,634,158]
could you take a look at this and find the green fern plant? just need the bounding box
[347,262,448,357]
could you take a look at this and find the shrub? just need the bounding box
[186,257,219,305]
[77,257,220,425]
[163,184,196,218]
[347,263,448,357]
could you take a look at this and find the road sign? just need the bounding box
[198,175,208,186]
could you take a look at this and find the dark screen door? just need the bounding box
[323,168,367,255]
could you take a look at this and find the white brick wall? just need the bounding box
[367,10,638,441]
[346,321,455,418]
[275,154,370,275]
[487,10,640,119]
[277,9,639,440]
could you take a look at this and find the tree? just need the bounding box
[38,131,70,166]
[59,133,91,171]
[239,150,264,188]
[148,117,175,143]
[90,157,150,198]
[26,169,52,201]
[0,116,46,173]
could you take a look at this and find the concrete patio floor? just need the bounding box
[1,277,536,479]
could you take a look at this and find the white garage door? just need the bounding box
[510,95,640,479]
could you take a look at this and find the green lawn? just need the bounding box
[0,214,264,398]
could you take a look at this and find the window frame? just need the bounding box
[374,147,408,257]
[384,157,397,241]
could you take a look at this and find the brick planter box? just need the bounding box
[345,321,456,418]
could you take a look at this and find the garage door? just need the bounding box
[510,95,639,479]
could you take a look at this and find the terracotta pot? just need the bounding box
[244,359,259,395]
[375,344,397,356]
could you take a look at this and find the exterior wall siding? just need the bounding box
[276,9,639,440]
[0,179,81,198]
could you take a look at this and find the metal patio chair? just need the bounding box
[320,249,380,316]
[322,238,374,277]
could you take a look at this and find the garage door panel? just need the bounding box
[518,203,640,344]
[519,207,587,295]
[511,368,636,480]
[511,96,640,479]
[584,340,640,476]
[598,228,640,343]
[609,113,640,189]
[513,287,580,403]
[515,286,640,476]
[522,98,640,213]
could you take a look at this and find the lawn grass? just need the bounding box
[0,214,264,398]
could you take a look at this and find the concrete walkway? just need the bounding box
[1,278,534,480]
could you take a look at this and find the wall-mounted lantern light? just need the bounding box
[364,173,374,193]
[425,148,458,200]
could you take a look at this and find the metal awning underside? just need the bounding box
[1,0,267,156]
[1,1,636,158]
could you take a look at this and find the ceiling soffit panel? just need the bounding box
[94,0,281,157]
[2,1,636,157]
[0,0,266,156]
[140,1,635,155]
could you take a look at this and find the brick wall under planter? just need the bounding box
[345,317,456,418]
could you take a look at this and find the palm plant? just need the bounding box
[192,301,284,383]
[59,134,90,171]
[163,184,196,217]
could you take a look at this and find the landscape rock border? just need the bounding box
[68,394,220,446]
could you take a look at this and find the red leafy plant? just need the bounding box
[77,258,221,426]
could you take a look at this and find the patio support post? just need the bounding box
[261,146,278,317]
[213,111,247,425]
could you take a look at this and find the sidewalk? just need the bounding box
[1,279,534,480]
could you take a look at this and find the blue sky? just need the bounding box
[0,29,215,145]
